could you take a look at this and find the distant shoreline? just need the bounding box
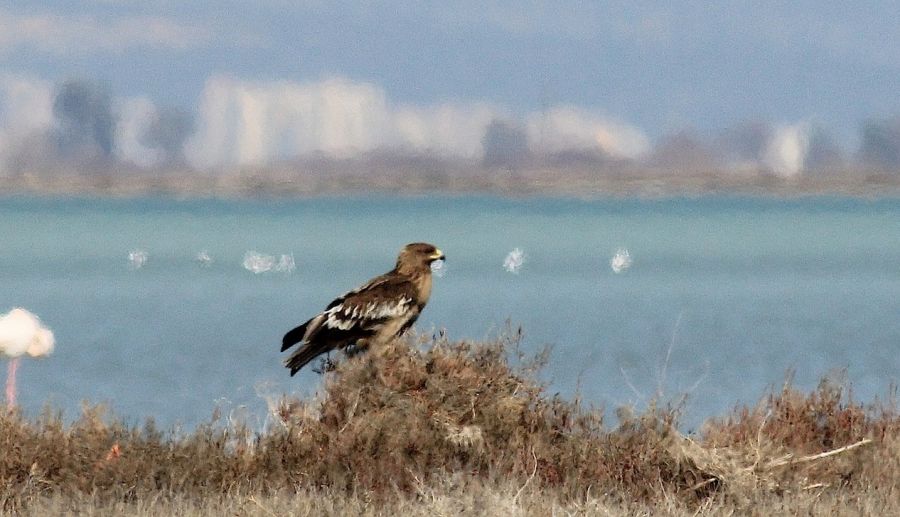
[3,167,900,199]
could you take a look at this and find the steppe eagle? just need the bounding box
[281,242,445,375]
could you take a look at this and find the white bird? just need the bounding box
[0,308,55,358]
[0,308,55,409]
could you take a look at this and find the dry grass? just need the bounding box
[2,332,898,515]
[22,483,900,516]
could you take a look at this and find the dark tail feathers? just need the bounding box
[281,322,309,352]
[284,341,332,376]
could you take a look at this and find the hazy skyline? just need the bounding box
[1,2,899,174]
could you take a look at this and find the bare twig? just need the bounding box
[248,495,278,517]
[619,365,645,400]
[763,438,873,470]
[513,448,538,505]
[338,389,363,433]
[753,409,773,469]
[686,477,718,494]
[683,437,873,495]
[657,311,684,399]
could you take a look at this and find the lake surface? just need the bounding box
[2,195,899,430]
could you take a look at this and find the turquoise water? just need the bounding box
[2,195,899,430]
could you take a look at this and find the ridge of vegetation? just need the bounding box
[2,332,897,515]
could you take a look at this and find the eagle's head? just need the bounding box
[396,242,445,274]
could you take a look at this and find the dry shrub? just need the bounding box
[685,373,900,502]
[261,331,706,503]
[2,333,899,513]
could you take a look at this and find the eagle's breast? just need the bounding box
[412,270,433,305]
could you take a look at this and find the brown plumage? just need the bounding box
[281,242,445,376]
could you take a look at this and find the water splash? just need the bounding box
[431,259,446,278]
[610,248,632,274]
[243,251,295,274]
[503,248,526,274]
[196,250,214,267]
[274,253,296,273]
[242,251,275,274]
[127,249,148,270]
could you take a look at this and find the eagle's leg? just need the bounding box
[312,352,338,375]
[344,339,371,358]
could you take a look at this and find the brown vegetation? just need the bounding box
[2,332,898,515]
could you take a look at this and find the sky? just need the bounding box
[1,1,899,172]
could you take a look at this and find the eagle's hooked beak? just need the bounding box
[430,249,445,261]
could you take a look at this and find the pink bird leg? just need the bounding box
[6,357,19,409]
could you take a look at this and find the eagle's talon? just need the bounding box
[312,355,338,374]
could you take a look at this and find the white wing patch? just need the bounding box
[323,296,413,331]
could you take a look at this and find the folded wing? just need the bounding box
[282,274,421,375]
